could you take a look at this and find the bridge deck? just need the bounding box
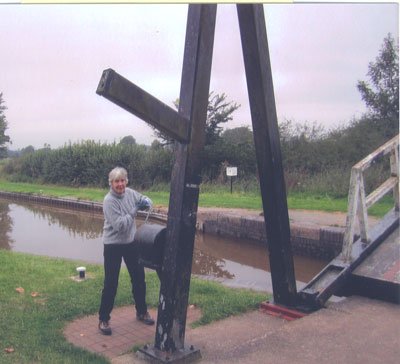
[352,227,399,284]
[348,226,399,303]
[298,209,399,310]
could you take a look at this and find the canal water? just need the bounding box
[0,199,328,291]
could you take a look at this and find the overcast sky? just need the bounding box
[0,2,398,150]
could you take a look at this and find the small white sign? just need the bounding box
[226,167,238,177]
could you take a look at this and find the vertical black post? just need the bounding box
[230,176,233,194]
[237,4,297,306]
[154,3,217,354]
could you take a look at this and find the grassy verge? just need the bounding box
[0,180,108,202]
[0,179,394,217]
[0,250,269,364]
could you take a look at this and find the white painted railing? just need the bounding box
[342,134,399,261]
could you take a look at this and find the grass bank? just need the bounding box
[0,179,394,217]
[0,250,269,363]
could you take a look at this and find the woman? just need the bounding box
[98,166,154,335]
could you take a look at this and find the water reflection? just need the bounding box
[1,201,105,263]
[193,229,327,285]
[0,201,14,250]
[26,204,104,240]
[192,246,235,280]
[0,199,328,289]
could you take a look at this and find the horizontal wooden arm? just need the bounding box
[96,68,191,143]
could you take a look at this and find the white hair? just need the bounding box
[108,167,128,186]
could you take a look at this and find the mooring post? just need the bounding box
[237,4,298,306]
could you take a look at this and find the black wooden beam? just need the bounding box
[96,68,190,143]
[154,3,217,354]
[237,4,298,306]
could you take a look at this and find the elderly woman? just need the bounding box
[98,166,154,335]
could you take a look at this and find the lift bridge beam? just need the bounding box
[97,4,297,362]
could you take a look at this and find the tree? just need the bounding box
[20,145,35,155]
[201,126,257,181]
[205,92,240,145]
[120,135,136,145]
[222,126,253,144]
[357,33,399,137]
[152,92,240,146]
[0,92,10,158]
[150,139,163,150]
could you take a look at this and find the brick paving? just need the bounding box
[111,296,400,364]
[64,305,202,360]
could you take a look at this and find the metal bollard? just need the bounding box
[76,266,86,279]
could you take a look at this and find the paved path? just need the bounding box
[64,296,400,364]
[64,305,202,360]
[63,209,390,363]
[154,206,380,231]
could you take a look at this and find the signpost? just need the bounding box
[226,167,237,194]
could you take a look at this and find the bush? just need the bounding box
[2,116,396,199]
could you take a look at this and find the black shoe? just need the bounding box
[98,320,112,335]
[136,312,155,326]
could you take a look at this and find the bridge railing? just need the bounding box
[342,134,399,261]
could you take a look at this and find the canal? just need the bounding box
[0,199,328,292]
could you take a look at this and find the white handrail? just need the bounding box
[342,135,399,261]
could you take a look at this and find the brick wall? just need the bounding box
[202,215,344,260]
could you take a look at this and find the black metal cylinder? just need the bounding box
[134,223,166,268]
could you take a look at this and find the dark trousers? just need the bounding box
[98,242,147,322]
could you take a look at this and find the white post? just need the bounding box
[357,175,370,244]
[390,147,399,211]
[342,168,360,260]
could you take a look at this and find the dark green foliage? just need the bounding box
[279,119,328,173]
[2,114,393,197]
[202,126,256,182]
[3,140,173,189]
[0,92,10,158]
[20,145,35,155]
[357,33,399,138]
[120,135,136,145]
[279,117,394,197]
[205,92,240,145]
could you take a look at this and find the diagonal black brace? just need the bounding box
[155,1,216,354]
[136,3,217,363]
[96,68,191,143]
[237,4,297,306]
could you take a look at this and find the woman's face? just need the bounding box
[111,177,127,195]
